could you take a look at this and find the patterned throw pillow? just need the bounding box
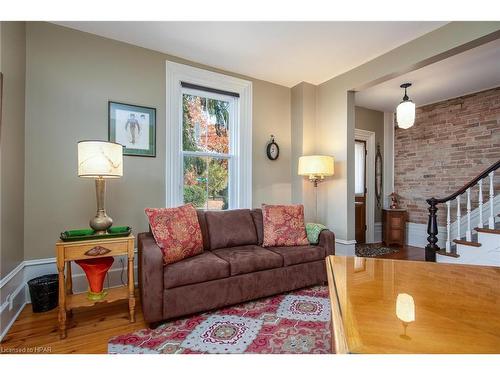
[145,204,203,265]
[261,204,309,247]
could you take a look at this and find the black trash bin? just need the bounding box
[28,274,59,313]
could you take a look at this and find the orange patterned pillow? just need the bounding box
[145,204,203,265]
[261,204,309,247]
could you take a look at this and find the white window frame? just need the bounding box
[166,61,252,209]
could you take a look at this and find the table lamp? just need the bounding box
[77,140,123,234]
[298,155,334,187]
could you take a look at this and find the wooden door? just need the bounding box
[355,140,367,244]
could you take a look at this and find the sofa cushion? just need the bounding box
[196,210,211,251]
[205,209,258,250]
[212,245,283,276]
[267,245,326,267]
[145,204,203,265]
[261,204,309,247]
[250,209,264,245]
[164,251,230,289]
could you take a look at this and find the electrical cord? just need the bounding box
[120,258,125,286]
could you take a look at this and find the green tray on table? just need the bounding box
[59,226,132,242]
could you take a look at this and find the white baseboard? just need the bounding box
[0,251,138,342]
[373,222,382,243]
[335,238,356,256]
[406,222,446,249]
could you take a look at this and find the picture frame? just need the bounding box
[108,101,156,157]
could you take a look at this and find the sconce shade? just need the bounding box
[396,100,416,129]
[78,141,123,178]
[396,293,415,323]
[298,155,334,177]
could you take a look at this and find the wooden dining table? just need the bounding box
[326,255,500,354]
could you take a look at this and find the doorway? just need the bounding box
[354,128,375,244]
[355,140,367,244]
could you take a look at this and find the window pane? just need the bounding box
[182,94,230,154]
[183,156,229,210]
[355,142,365,195]
[207,158,229,210]
[183,156,208,209]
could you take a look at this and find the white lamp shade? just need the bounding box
[78,141,123,178]
[396,100,416,129]
[298,155,334,177]
[396,293,415,323]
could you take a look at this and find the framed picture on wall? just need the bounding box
[108,101,156,157]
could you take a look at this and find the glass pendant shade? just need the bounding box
[396,100,415,129]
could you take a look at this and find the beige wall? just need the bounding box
[24,22,291,261]
[312,22,500,245]
[355,106,384,222]
[0,22,26,277]
[252,80,291,207]
[291,82,317,222]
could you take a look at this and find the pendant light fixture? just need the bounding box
[396,83,416,129]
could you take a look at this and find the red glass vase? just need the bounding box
[75,257,114,301]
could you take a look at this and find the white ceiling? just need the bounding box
[355,38,500,112]
[54,21,446,87]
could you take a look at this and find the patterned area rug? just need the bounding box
[355,243,400,257]
[108,286,331,354]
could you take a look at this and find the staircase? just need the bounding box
[425,159,500,266]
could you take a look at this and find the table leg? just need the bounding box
[128,253,136,323]
[57,248,67,339]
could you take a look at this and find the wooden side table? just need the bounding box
[382,209,407,247]
[56,235,135,339]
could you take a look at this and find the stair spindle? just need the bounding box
[456,195,461,240]
[466,188,472,241]
[478,179,483,229]
[446,200,451,252]
[489,171,495,229]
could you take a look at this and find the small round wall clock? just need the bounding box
[266,135,280,160]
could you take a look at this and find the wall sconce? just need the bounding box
[396,293,415,340]
[298,155,334,187]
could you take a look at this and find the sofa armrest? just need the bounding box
[138,232,164,323]
[319,229,335,256]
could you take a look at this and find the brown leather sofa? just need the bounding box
[139,208,335,325]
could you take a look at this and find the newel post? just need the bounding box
[425,198,439,262]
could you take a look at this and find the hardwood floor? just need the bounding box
[0,294,147,354]
[0,245,425,354]
[374,244,425,261]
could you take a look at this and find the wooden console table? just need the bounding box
[55,235,135,339]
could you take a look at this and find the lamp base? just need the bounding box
[90,211,113,235]
[90,177,113,234]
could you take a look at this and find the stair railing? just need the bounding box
[425,159,500,261]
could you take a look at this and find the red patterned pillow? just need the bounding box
[145,204,203,265]
[261,204,309,247]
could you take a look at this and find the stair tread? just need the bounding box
[453,239,482,247]
[475,227,500,234]
[437,250,460,258]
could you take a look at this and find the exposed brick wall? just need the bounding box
[394,87,500,225]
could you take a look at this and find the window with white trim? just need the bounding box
[182,87,236,209]
[166,61,252,210]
